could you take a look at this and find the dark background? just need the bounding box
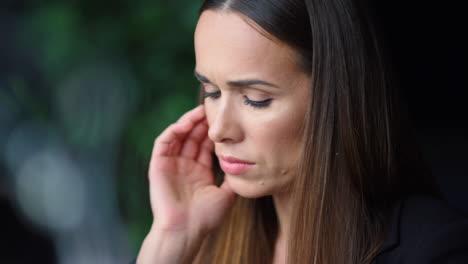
[374,0,467,212]
[0,0,466,263]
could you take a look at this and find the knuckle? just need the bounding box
[154,132,165,145]
[153,137,160,146]
[154,124,175,143]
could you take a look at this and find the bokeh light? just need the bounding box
[1,1,203,263]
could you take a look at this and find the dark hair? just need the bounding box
[194,0,442,263]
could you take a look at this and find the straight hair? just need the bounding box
[194,0,442,263]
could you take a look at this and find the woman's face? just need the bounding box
[194,11,310,198]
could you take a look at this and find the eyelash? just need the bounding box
[203,91,272,109]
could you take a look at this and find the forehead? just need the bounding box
[194,10,302,83]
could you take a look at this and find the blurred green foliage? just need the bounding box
[8,0,205,252]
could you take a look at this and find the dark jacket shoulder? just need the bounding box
[373,194,468,264]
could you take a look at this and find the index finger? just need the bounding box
[176,104,205,125]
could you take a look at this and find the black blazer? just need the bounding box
[371,194,468,264]
[129,195,468,264]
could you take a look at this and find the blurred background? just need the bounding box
[1,0,203,263]
[0,0,466,264]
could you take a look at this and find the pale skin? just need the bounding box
[137,10,310,264]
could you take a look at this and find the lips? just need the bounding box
[218,155,255,175]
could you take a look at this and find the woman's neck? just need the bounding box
[272,190,292,264]
[272,236,287,264]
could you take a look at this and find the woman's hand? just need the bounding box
[137,105,237,264]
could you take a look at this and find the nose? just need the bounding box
[207,101,243,143]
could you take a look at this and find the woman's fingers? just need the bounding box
[151,104,214,172]
[180,119,209,159]
[197,134,214,168]
[152,105,206,157]
[153,122,193,156]
[176,105,205,125]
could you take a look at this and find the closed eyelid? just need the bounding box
[202,85,271,99]
[203,90,272,109]
[194,71,210,83]
[199,83,219,93]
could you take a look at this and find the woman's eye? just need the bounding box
[243,96,272,109]
[203,90,221,99]
[203,90,272,109]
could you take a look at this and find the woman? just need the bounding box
[134,0,468,263]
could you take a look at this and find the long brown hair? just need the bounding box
[193,0,442,263]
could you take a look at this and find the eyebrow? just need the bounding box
[194,70,279,89]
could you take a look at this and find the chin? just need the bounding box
[224,174,272,199]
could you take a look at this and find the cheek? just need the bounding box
[204,102,216,125]
[251,110,304,162]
